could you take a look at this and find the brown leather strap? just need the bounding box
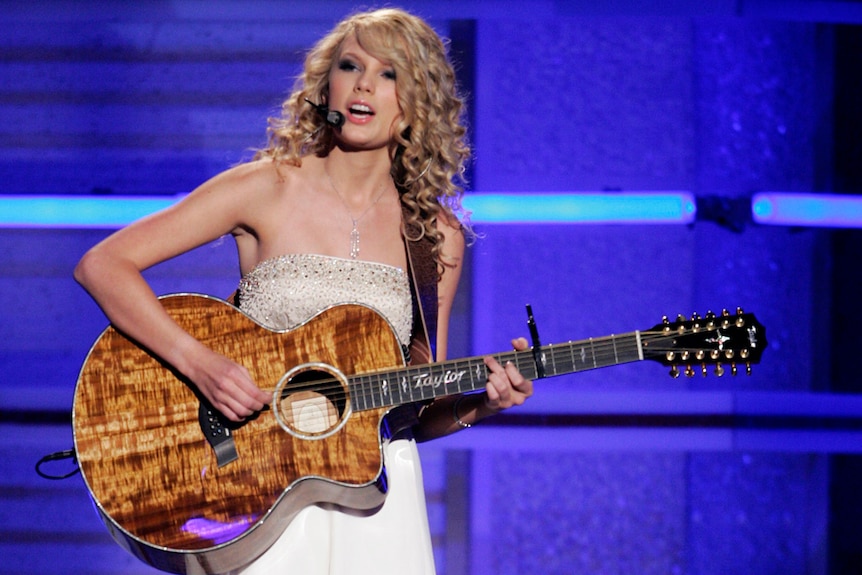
[402,204,438,365]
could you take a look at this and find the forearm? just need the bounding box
[413,392,500,442]
[74,248,205,375]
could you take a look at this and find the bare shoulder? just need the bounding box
[203,158,292,200]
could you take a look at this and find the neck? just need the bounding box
[323,150,393,204]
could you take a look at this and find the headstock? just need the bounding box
[643,308,766,378]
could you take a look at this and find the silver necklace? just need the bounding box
[325,168,390,259]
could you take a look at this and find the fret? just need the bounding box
[356,373,369,411]
[513,351,527,377]
[398,368,413,404]
[349,375,361,412]
[377,372,389,407]
[372,372,386,409]
[363,374,376,409]
[447,359,467,395]
[567,342,577,376]
[403,367,418,401]
[396,369,410,405]
[350,331,652,412]
[469,358,486,392]
[365,373,376,409]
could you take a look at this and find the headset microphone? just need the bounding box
[304,98,345,128]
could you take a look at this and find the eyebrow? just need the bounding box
[338,48,393,68]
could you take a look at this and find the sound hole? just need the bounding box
[273,363,350,440]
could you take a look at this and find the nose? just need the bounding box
[354,71,374,94]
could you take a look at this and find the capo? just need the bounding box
[526,304,545,379]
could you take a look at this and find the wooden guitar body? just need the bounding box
[73,294,405,574]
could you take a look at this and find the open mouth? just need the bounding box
[349,104,375,117]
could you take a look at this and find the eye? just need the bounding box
[382,69,397,81]
[338,59,359,72]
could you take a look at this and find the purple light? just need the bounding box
[181,514,259,545]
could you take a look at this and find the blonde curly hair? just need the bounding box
[255,8,472,270]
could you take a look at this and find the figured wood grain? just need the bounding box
[73,294,404,573]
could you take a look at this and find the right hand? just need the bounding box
[185,346,270,422]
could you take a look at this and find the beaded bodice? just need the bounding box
[237,253,413,345]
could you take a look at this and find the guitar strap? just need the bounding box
[381,204,439,439]
[401,203,438,366]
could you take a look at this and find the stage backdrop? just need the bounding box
[1,2,860,574]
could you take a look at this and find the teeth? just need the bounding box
[351,104,373,114]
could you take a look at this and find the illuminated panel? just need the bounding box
[5,192,862,228]
[752,192,862,228]
[463,192,697,224]
[0,192,696,228]
[0,195,180,228]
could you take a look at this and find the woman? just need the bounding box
[75,7,532,574]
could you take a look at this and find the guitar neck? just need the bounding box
[348,331,644,412]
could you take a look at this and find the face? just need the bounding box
[327,34,402,150]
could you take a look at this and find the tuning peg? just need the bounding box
[714,363,725,376]
[745,362,752,376]
[685,365,695,378]
[662,316,671,333]
[700,364,708,377]
[731,363,738,376]
[669,365,680,378]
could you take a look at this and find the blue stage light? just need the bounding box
[752,192,862,228]
[1,192,698,228]
[0,195,180,228]
[462,192,697,224]
[7,192,862,228]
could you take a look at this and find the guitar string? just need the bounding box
[253,328,745,429]
[258,328,738,405]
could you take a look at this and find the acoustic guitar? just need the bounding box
[73,293,766,574]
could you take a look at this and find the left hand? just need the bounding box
[483,337,534,411]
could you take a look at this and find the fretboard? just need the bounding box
[348,330,644,412]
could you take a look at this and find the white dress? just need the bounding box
[234,254,436,575]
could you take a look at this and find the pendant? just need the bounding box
[349,220,360,259]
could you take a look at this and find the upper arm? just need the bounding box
[82,161,275,273]
[433,213,466,361]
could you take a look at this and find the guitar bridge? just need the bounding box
[198,403,238,467]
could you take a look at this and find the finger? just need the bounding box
[504,362,530,389]
[225,364,269,409]
[511,337,530,351]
